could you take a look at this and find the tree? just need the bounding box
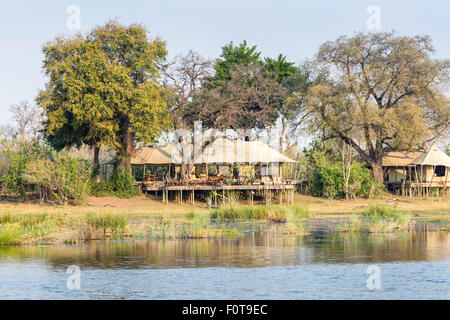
[37,21,171,178]
[212,40,261,84]
[2,101,43,140]
[307,32,450,182]
[161,51,213,183]
[162,51,213,130]
[186,63,284,130]
[264,56,313,153]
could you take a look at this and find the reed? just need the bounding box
[334,214,361,233]
[86,212,128,235]
[210,204,312,222]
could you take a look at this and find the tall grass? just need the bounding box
[0,225,21,245]
[334,214,361,233]
[363,204,412,233]
[147,216,187,239]
[210,204,312,222]
[86,212,128,235]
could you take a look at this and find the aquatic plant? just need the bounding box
[86,212,128,235]
[360,204,412,233]
[210,204,312,222]
[334,214,361,233]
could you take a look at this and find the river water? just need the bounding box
[0,222,449,299]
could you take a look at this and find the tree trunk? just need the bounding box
[93,145,100,177]
[115,116,135,181]
[371,162,383,183]
[279,115,287,154]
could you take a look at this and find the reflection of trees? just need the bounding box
[0,230,448,269]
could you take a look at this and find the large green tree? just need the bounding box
[306,32,450,182]
[37,22,171,175]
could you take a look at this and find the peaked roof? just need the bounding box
[131,138,296,165]
[382,151,423,167]
[195,138,296,164]
[411,145,450,166]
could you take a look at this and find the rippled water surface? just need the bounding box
[0,223,449,299]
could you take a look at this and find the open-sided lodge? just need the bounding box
[130,136,296,204]
[382,145,450,196]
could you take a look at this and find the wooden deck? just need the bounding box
[139,182,296,204]
[141,183,294,192]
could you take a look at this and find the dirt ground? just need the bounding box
[0,193,448,218]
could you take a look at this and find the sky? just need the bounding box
[0,0,449,126]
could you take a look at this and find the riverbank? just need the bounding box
[0,193,449,219]
[0,194,449,245]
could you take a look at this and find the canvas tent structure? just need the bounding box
[410,145,450,186]
[131,143,176,181]
[382,151,422,191]
[130,137,297,205]
[382,146,450,196]
[131,137,296,180]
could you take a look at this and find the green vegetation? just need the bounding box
[1,141,92,204]
[38,21,171,178]
[334,214,361,233]
[0,225,21,245]
[86,213,127,236]
[146,215,232,239]
[334,204,413,233]
[303,141,385,199]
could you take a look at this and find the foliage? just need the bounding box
[188,63,284,129]
[37,21,172,173]
[90,168,140,199]
[307,32,450,181]
[304,141,384,199]
[1,141,91,204]
[24,152,92,204]
[212,40,262,83]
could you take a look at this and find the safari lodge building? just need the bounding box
[130,136,296,204]
[382,145,450,196]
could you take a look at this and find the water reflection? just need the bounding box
[0,229,448,269]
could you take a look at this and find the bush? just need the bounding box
[310,161,382,199]
[1,142,92,204]
[25,152,92,204]
[91,167,140,198]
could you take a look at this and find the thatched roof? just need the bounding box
[411,145,450,167]
[382,151,422,167]
[131,138,295,165]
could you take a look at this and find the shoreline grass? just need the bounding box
[0,199,444,245]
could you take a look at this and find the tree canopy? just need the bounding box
[37,21,172,173]
[306,32,450,181]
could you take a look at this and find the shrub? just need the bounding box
[310,161,381,199]
[91,167,140,198]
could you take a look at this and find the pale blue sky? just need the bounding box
[0,0,449,125]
